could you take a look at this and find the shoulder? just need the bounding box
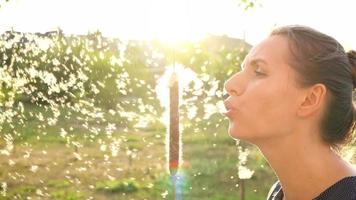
[314,176,356,200]
[267,180,282,200]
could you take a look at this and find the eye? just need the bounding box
[254,67,265,76]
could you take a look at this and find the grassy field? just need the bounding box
[0,105,278,200]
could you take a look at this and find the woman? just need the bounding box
[223,25,356,200]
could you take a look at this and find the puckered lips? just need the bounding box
[223,100,238,118]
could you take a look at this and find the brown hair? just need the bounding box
[270,25,356,149]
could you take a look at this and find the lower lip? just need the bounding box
[223,109,237,118]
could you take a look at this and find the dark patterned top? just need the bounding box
[267,176,356,200]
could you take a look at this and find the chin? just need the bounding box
[228,125,263,144]
[228,125,249,140]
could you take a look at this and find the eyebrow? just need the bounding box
[241,58,268,69]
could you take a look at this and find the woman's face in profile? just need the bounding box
[224,36,303,144]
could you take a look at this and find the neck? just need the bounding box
[255,131,356,200]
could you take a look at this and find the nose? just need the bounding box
[224,72,245,97]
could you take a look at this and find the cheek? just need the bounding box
[227,89,273,139]
[247,92,277,131]
[249,86,297,135]
[229,83,296,140]
[243,82,278,118]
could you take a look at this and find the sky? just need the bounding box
[0,0,355,49]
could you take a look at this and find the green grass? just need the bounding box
[96,179,140,193]
[0,105,277,199]
[50,190,85,200]
[48,179,72,188]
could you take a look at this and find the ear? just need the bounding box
[297,83,327,117]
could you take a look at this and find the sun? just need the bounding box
[143,0,206,44]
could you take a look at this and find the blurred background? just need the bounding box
[0,0,355,199]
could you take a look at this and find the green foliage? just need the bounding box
[0,29,292,200]
[237,0,262,11]
[0,30,251,135]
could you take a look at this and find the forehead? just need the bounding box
[244,36,290,69]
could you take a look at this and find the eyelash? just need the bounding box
[254,70,264,76]
[254,67,265,76]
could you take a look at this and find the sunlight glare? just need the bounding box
[155,64,197,122]
[145,0,203,44]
